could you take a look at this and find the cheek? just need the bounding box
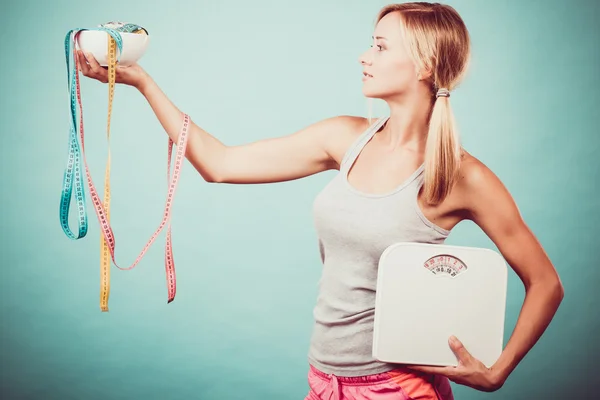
[379,59,417,88]
[362,57,417,98]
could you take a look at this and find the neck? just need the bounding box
[376,91,434,153]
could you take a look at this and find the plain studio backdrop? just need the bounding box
[1,0,598,399]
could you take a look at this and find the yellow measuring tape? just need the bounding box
[100,28,146,312]
[69,23,187,311]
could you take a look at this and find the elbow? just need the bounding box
[527,275,564,302]
[186,146,227,184]
[555,279,565,302]
[188,158,224,183]
[548,274,565,301]
[203,165,227,183]
[537,276,565,304]
[202,172,223,183]
[204,149,228,184]
[552,280,565,312]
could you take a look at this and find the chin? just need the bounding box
[361,89,385,100]
[362,86,408,102]
[361,82,388,99]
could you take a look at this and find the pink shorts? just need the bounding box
[305,364,454,400]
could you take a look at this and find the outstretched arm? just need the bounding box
[139,74,356,183]
[78,51,365,184]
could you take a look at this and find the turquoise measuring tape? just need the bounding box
[60,22,147,240]
[61,22,194,314]
[60,26,123,240]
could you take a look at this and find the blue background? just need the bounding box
[1,0,598,398]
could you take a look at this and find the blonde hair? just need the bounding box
[372,2,471,205]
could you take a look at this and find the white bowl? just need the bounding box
[75,30,150,67]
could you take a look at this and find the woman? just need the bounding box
[77,2,564,399]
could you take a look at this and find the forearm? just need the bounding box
[492,279,564,384]
[136,75,227,182]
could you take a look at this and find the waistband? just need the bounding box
[309,364,395,386]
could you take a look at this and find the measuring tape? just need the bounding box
[62,23,190,311]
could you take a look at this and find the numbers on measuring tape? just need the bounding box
[62,24,188,311]
[423,254,467,277]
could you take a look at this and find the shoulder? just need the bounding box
[319,115,374,169]
[454,150,522,228]
[319,115,371,139]
[455,150,492,192]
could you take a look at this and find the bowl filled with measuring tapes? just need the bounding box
[75,22,150,67]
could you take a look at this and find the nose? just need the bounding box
[358,48,372,66]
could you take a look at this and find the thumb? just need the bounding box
[449,336,471,363]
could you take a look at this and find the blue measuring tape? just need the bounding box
[60,22,146,240]
[60,27,122,240]
[60,22,187,314]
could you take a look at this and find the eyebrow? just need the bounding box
[372,36,387,40]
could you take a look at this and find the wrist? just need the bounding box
[488,364,508,390]
[489,346,519,387]
[135,72,152,94]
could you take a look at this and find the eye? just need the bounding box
[370,44,383,51]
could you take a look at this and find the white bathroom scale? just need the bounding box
[372,242,508,368]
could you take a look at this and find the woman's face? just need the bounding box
[359,12,421,100]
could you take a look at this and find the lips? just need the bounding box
[363,72,373,78]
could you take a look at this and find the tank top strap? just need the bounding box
[340,116,389,173]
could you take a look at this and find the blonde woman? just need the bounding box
[77,2,564,399]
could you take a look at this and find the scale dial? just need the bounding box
[423,254,467,277]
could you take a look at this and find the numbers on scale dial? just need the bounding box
[423,254,467,277]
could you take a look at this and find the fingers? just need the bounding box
[84,51,102,71]
[77,50,107,82]
[448,336,471,363]
[405,365,438,374]
[77,51,90,75]
[406,365,458,381]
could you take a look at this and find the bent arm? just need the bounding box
[138,75,362,184]
[462,161,564,386]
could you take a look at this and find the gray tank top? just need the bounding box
[308,116,451,377]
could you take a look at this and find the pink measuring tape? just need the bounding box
[72,42,190,311]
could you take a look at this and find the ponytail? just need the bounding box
[371,2,471,205]
[422,87,462,205]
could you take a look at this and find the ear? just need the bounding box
[417,67,433,81]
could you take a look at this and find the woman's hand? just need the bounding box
[404,335,505,392]
[76,50,150,90]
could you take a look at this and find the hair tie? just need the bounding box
[436,88,450,98]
